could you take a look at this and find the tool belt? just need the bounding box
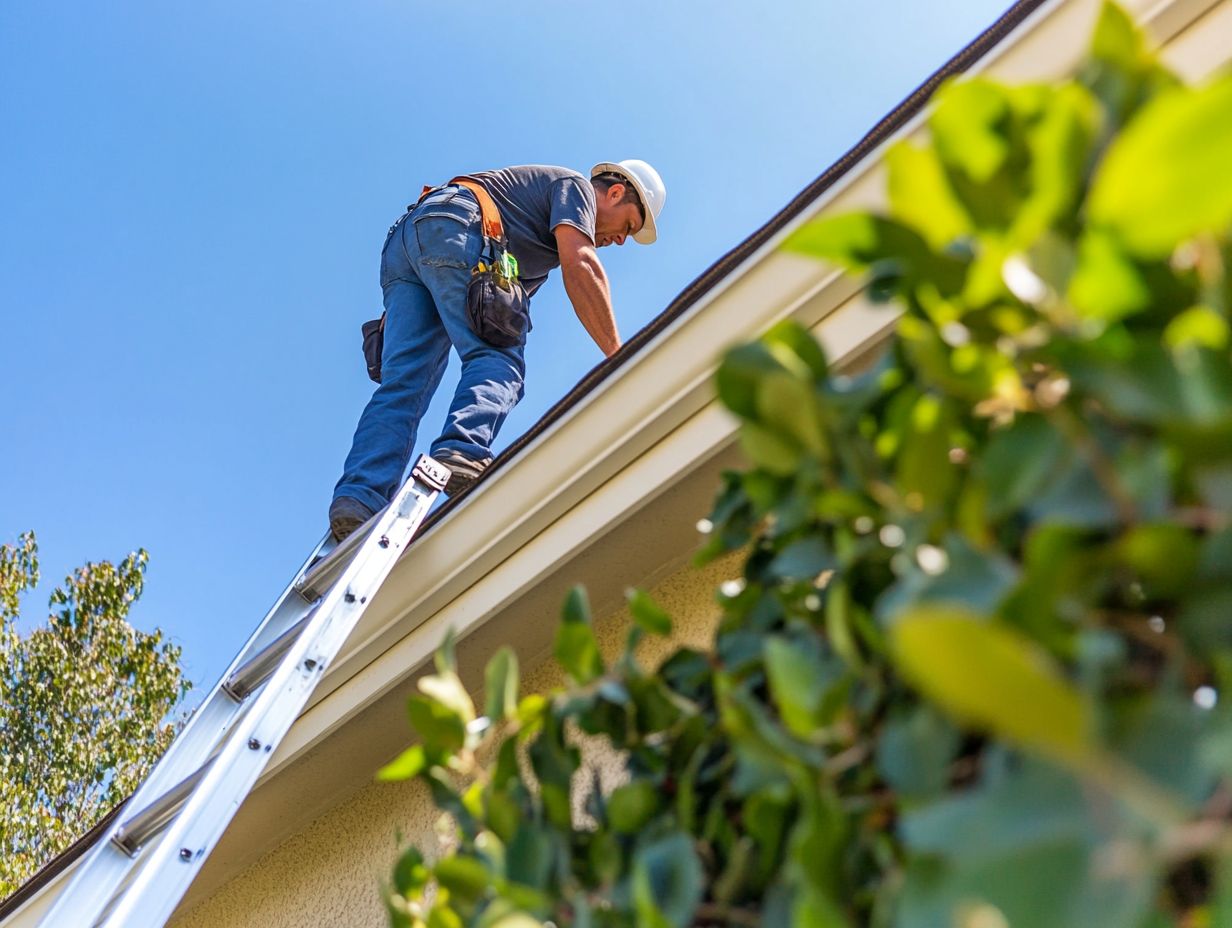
[361,177,529,384]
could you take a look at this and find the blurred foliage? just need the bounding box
[381,6,1232,925]
[0,532,189,897]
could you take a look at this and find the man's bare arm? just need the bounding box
[554,224,621,357]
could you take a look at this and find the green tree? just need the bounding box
[0,532,190,896]
[379,6,1232,926]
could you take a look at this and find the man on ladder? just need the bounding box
[34,161,665,928]
[328,160,667,541]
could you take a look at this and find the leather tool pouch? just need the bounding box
[455,177,530,348]
[361,313,385,383]
[466,245,530,348]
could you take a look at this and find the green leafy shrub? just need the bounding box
[380,6,1232,926]
[0,532,190,896]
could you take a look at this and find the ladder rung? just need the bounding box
[295,507,386,601]
[112,759,215,856]
[223,611,315,701]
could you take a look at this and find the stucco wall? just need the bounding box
[169,549,742,928]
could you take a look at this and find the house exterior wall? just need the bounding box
[169,551,742,928]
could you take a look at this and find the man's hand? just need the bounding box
[555,224,621,357]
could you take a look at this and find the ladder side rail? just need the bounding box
[124,582,321,802]
[34,535,330,924]
[97,468,442,927]
[122,534,333,797]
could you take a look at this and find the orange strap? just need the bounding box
[419,176,505,243]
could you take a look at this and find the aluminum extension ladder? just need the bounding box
[37,454,451,928]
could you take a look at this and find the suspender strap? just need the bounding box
[418,176,506,243]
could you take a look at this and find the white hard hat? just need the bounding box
[590,159,665,245]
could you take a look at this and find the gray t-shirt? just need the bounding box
[468,165,596,298]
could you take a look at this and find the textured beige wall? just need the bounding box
[170,550,742,928]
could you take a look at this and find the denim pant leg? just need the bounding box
[333,220,452,513]
[405,199,527,462]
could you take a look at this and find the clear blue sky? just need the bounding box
[2,1,1009,701]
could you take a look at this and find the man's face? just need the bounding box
[594,182,644,248]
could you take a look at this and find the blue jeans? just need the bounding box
[332,186,526,512]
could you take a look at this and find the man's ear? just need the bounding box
[604,183,626,205]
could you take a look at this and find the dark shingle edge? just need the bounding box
[0,0,1046,917]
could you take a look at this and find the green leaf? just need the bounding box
[890,606,1094,768]
[433,856,492,906]
[632,832,703,928]
[899,758,1155,928]
[419,671,476,725]
[393,844,430,897]
[763,320,830,381]
[787,786,847,899]
[1067,230,1150,322]
[427,905,464,928]
[764,636,833,737]
[484,647,519,722]
[716,342,789,420]
[792,886,850,928]
[887,141,973,248]
[895,393,957,508]
[1065,336,1232,427]
[767,538,835,582]
[1114,693,1216,806]
[739,421,803,476]
[555,587,604,684]
[931,78,1013,183]
[607,780,660,834]
[756,372,826,457]
[1010,82,1098,245]
[407,695,467,755]
[1165,304,1230,351]
[1115,523,1199,599]
[1088,0,1145,75]
[1081,1,1180,130]
[377,744,428,782]
[1088,75,1232,256]
[506,823,554,890]
[587,829,622,888]
[785,213,965,296]
[485,916,544,928]
[742,785,792,886]
[626,588,672,636]
[877,706,961,801]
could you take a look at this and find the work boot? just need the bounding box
[431,450,493,496]
[329,496,375,542]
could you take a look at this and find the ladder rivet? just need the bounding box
[304,658,317,671]
[179,848,193,861]
[344,592,356,603]
[248,738,261,750]
[379,536,390,548]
